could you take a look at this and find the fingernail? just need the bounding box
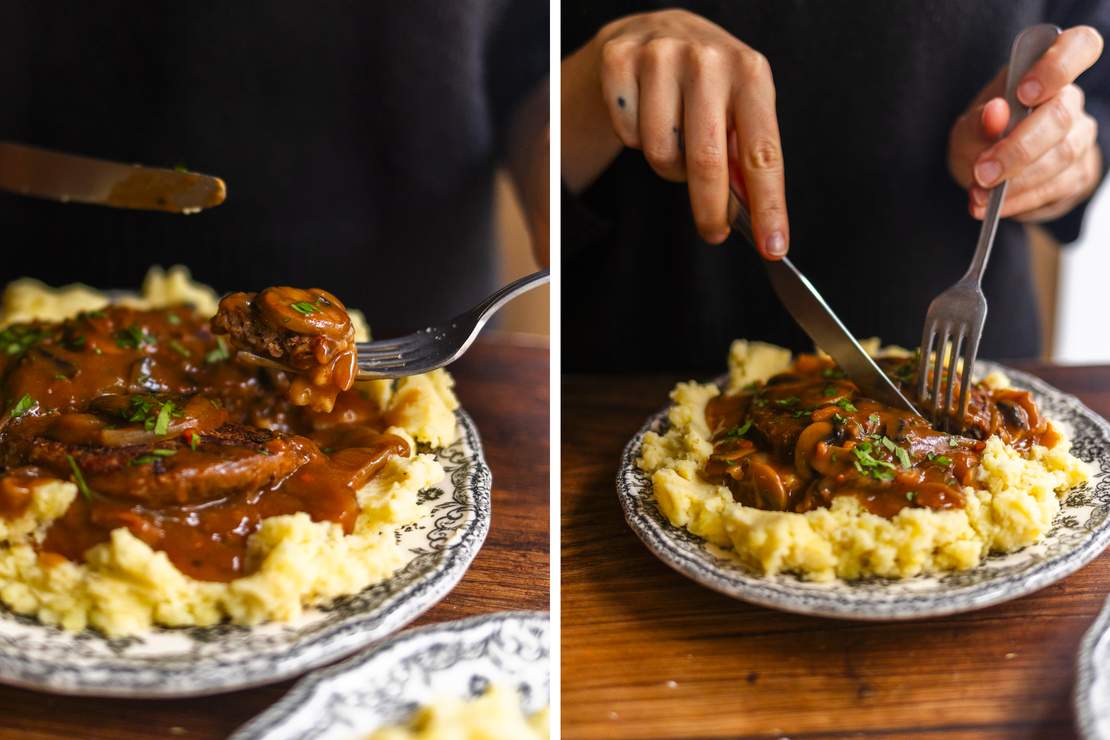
[975,160,1002,186]
[707,228,729,244]
[765,231,786,257]
[1018,79,1042,104]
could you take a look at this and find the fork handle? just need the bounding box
[963,24,1061,285]
[469,269,550,320]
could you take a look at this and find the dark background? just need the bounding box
[0,1,548,333]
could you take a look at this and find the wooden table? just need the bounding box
[563,363,1110,739]
[0,335,549,739]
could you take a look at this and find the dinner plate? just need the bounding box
[0,410,491,697]
[1076,594,1110,739]
[230,611,550,740]
[618,361,1110,620]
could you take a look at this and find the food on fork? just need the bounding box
[0,267,459,636]
[212,286,358,413]
[638,340,1090,581]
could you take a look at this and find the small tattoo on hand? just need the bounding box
[617,96,626,109]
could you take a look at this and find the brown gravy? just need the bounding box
[0,303,407,582]
[701,354,1057,518]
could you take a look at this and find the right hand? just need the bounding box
[561,9,789,257]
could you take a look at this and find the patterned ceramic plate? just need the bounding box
[618,362,1110,620]
[230,611,550,740]
[0,410,491,697]
[1076,593,1110,739]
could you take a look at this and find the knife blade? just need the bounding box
[727,188,919,413]
[0,141,226,214]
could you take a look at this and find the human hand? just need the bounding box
[949,26,1104,223]
[561,9,788,257]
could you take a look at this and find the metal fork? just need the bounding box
[916,24,1059,430]
[238,270,549,379]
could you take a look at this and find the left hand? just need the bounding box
[948,26,1104,223]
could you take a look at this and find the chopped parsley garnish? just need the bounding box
[741,382,760,392]
[81,309,107,320]
[774,396,800,408]
[831,413,847,425]
[205,336,231,364]
[123,395,182,434]
[153,401,174,436]
[65,454,93,501]
[822,368,846,379]
[905,491,918,501]
[53,374,68,381]
[822,385,838,397]
[9,393,35,418]
[64,334,87,351]
[258,447,273,456]
[92,346,103,355]
[723,420,752,439]
[927,453,952,466]
[165,312,182,326]
[131,448,177,466]
[892,361,916,383]
[880,436,897,452]
[168,339,191,358]
[173,163,188,173]
[114,324,157,350]
[836,398,858,413]
[793,408,812,418]
[290,301,321,315]
[0,325,43,356]
[894,446,912,468]
[948,437,960,447]
[852,441,897,481]
[868,413,881,426]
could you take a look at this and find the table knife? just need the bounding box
[727,188,919,413]
[0,141,225,214]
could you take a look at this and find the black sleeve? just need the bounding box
[1042,0,1110,243]
[486,0,549,160]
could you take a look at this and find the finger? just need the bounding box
[950,97,1011,188]
[599,38,642,148]
[988,111,1097,201]
[730,53,788,259]
[973,84,1084,187]
[971,148,1098,219]
[682,48,731,244]
[1017,26,1104,106]
[638,40,685,182]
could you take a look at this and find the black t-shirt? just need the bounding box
[563,0,1110,371]
[0,1,548,333]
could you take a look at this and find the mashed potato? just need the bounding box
[369,685,549,740]
[0,268,461,636]
[638,340,1091,581]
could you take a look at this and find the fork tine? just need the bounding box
[929,323,950,424]
[357,346,443,374]
[954,328,982,433]
[916,321,936,404]
[939,325,966,432]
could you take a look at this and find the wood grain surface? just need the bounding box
[0,335,549,740]
[562,363,1110,740]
